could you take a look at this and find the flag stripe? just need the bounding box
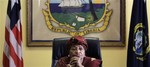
[12,25,21,45]
[3,42,16,67]
[5,22,22,60]
[9,56,16,67]
[10,30,22,59]
[3,53,9,67]
[6,15,23,59]
[20,22,22,41]
[4,42,10,58]
[5,28,22,67]
[3,0,23,67]
[3,42,10,67]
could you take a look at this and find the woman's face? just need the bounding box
[69,45,85,58]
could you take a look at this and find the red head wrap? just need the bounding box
[67,36,88,50]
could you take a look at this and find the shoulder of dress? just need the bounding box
[59,56,68,61]
[61,56,68,59]
[85,57,97,61]
[91,58,96,61]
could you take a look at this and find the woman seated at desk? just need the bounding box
[56,36,102,67]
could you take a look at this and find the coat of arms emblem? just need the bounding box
[42,0,112,36]
[133,23,150,61]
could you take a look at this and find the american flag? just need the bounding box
[3,0,23,67]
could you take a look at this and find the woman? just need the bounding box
[56,36,102,67]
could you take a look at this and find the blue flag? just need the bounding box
[127,0,150,67]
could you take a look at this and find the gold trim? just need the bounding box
[42,0,112,36]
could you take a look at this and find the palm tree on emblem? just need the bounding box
[89,0,98,21]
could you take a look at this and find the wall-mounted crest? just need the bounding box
[42,0,112,36]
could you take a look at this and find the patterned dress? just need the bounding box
[56,56,101,67]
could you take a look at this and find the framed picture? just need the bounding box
[27,0,125,47]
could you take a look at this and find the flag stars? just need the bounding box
[11,0,18,9]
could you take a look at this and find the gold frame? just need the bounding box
[27,0,126,47]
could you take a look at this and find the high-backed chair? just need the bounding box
[52,37,102,67]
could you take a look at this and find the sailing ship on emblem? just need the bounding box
[58,0,85,13]
[58,0,84,8]
[49,0,107,30]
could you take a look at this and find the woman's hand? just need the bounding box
[69,57,84,67]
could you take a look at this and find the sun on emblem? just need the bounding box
[42,0,112,36]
